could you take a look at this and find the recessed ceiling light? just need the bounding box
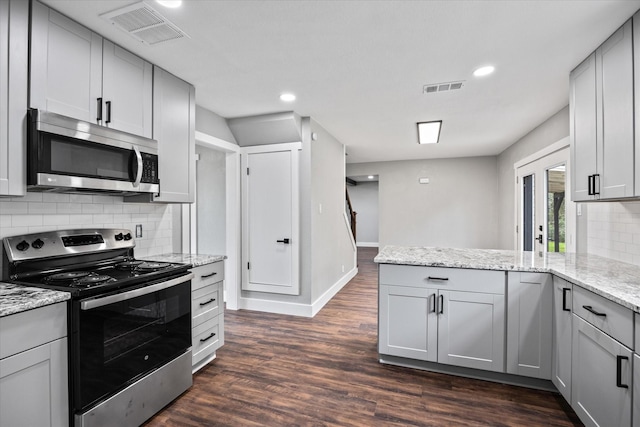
[280,93,296,102]
[368,175,374,179]
[156,0,182,7]
[417,121,442,144]
[473,65,495,77]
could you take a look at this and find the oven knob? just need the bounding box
[115,233,124,241]
[31,238,44,249]
[16,240,30,251]
[123,233,132,241]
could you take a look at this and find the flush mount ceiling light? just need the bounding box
[280,93,296,102]
[417,121,442,144]
[156,0,182,8]
[368,175,374,179]
[473,65,495,77]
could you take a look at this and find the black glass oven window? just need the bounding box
[50,138,130,180]
[75,280,191,411]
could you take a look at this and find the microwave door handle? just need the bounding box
[80,272,194,310]
[132,146,143,188]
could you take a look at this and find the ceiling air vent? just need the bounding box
[423,81,465,94]
[100,1,189,45]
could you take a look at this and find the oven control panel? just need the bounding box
[2,228,136,262]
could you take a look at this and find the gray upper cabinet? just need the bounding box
[101,40,152,137]
[30,1,152,138]
[570,19,635,201]
[597,19,634,199]
[570,53,597,202]
[0,0,28,197]
[150,67,195,203]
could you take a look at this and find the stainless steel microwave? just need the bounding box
[27,109,160,195]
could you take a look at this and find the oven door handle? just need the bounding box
[80,272,194,310]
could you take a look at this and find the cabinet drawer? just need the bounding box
[191,262,224,291]
[379,264,505,294]
[0,302,67,359]
[192,316,220,366]
[573,286,633,348]
[192,283,221,327]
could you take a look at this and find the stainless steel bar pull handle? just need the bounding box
[105,100,112,124]
[200,332,216,343]
[132,146,143,188]
[277,238,290,244]
[562,288,571,311]
[97,97,103,122]
[427,276,449,281]
[199,298,216,306]
[438,294,444,314]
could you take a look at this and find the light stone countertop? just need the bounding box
[0,282,70,317]
[144,253,226,267]
[375,246,640,312]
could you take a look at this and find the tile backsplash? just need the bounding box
[587,201,640,266]
[0,193,174,258]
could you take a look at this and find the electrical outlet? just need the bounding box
[135,224,143,238]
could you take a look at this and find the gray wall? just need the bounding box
[195,105,237,143]
[195,145,226,255]
[347,157,499,249]
[496,106,570,249]
[309,118,356,302]
[348,182,379,245]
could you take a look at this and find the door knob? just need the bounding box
[276,238,290,244]
[537,234,543,244]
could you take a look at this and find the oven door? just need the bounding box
[72,273,192,411]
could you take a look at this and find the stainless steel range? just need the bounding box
[2,229,193,427]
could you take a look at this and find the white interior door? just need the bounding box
[242,144,300,295]
[516,147,575,254]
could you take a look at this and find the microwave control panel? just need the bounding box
[141,153,159,184]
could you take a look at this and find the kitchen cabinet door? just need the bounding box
[570,53,597,202]
[597,19,634,199]
[633,354,640,427]
[552,277,572,402]
[30,1,102,123]
[506,272,553,380]
[102,39,152,138]
[150,67,195,203]
[379,284,438,362]
[0,0,27,196]
[571,315,632,427]
[437,290,505,372]
[0,338,68,427]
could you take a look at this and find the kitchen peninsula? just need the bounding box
[375,245,640,427]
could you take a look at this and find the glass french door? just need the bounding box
[517,148,574,254]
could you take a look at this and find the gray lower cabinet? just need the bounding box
[571,285,633,427]
[0,302,68,427]
[191,261,225,372]
[0,0,28,197]
[552,277,573,402]
[378,284,437,361]
[378,265,505,373]
[506,272,553,379]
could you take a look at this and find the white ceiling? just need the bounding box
[41,0,640,163]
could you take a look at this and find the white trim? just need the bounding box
[189,131,241,310]
[513,137,570,170]
[195,131,240,153]
[241,144,301,295]
[311,266,358,316]
[238,267,358,317]
[357,242,379,247]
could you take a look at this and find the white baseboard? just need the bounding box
[238,267,358,318]
[357,242,379,247]
[311,266,358,317]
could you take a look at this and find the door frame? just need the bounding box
[183,131,241,310]
[513,137,576,253]
[240,142,301,295]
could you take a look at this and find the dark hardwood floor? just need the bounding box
[145,247,583,426]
